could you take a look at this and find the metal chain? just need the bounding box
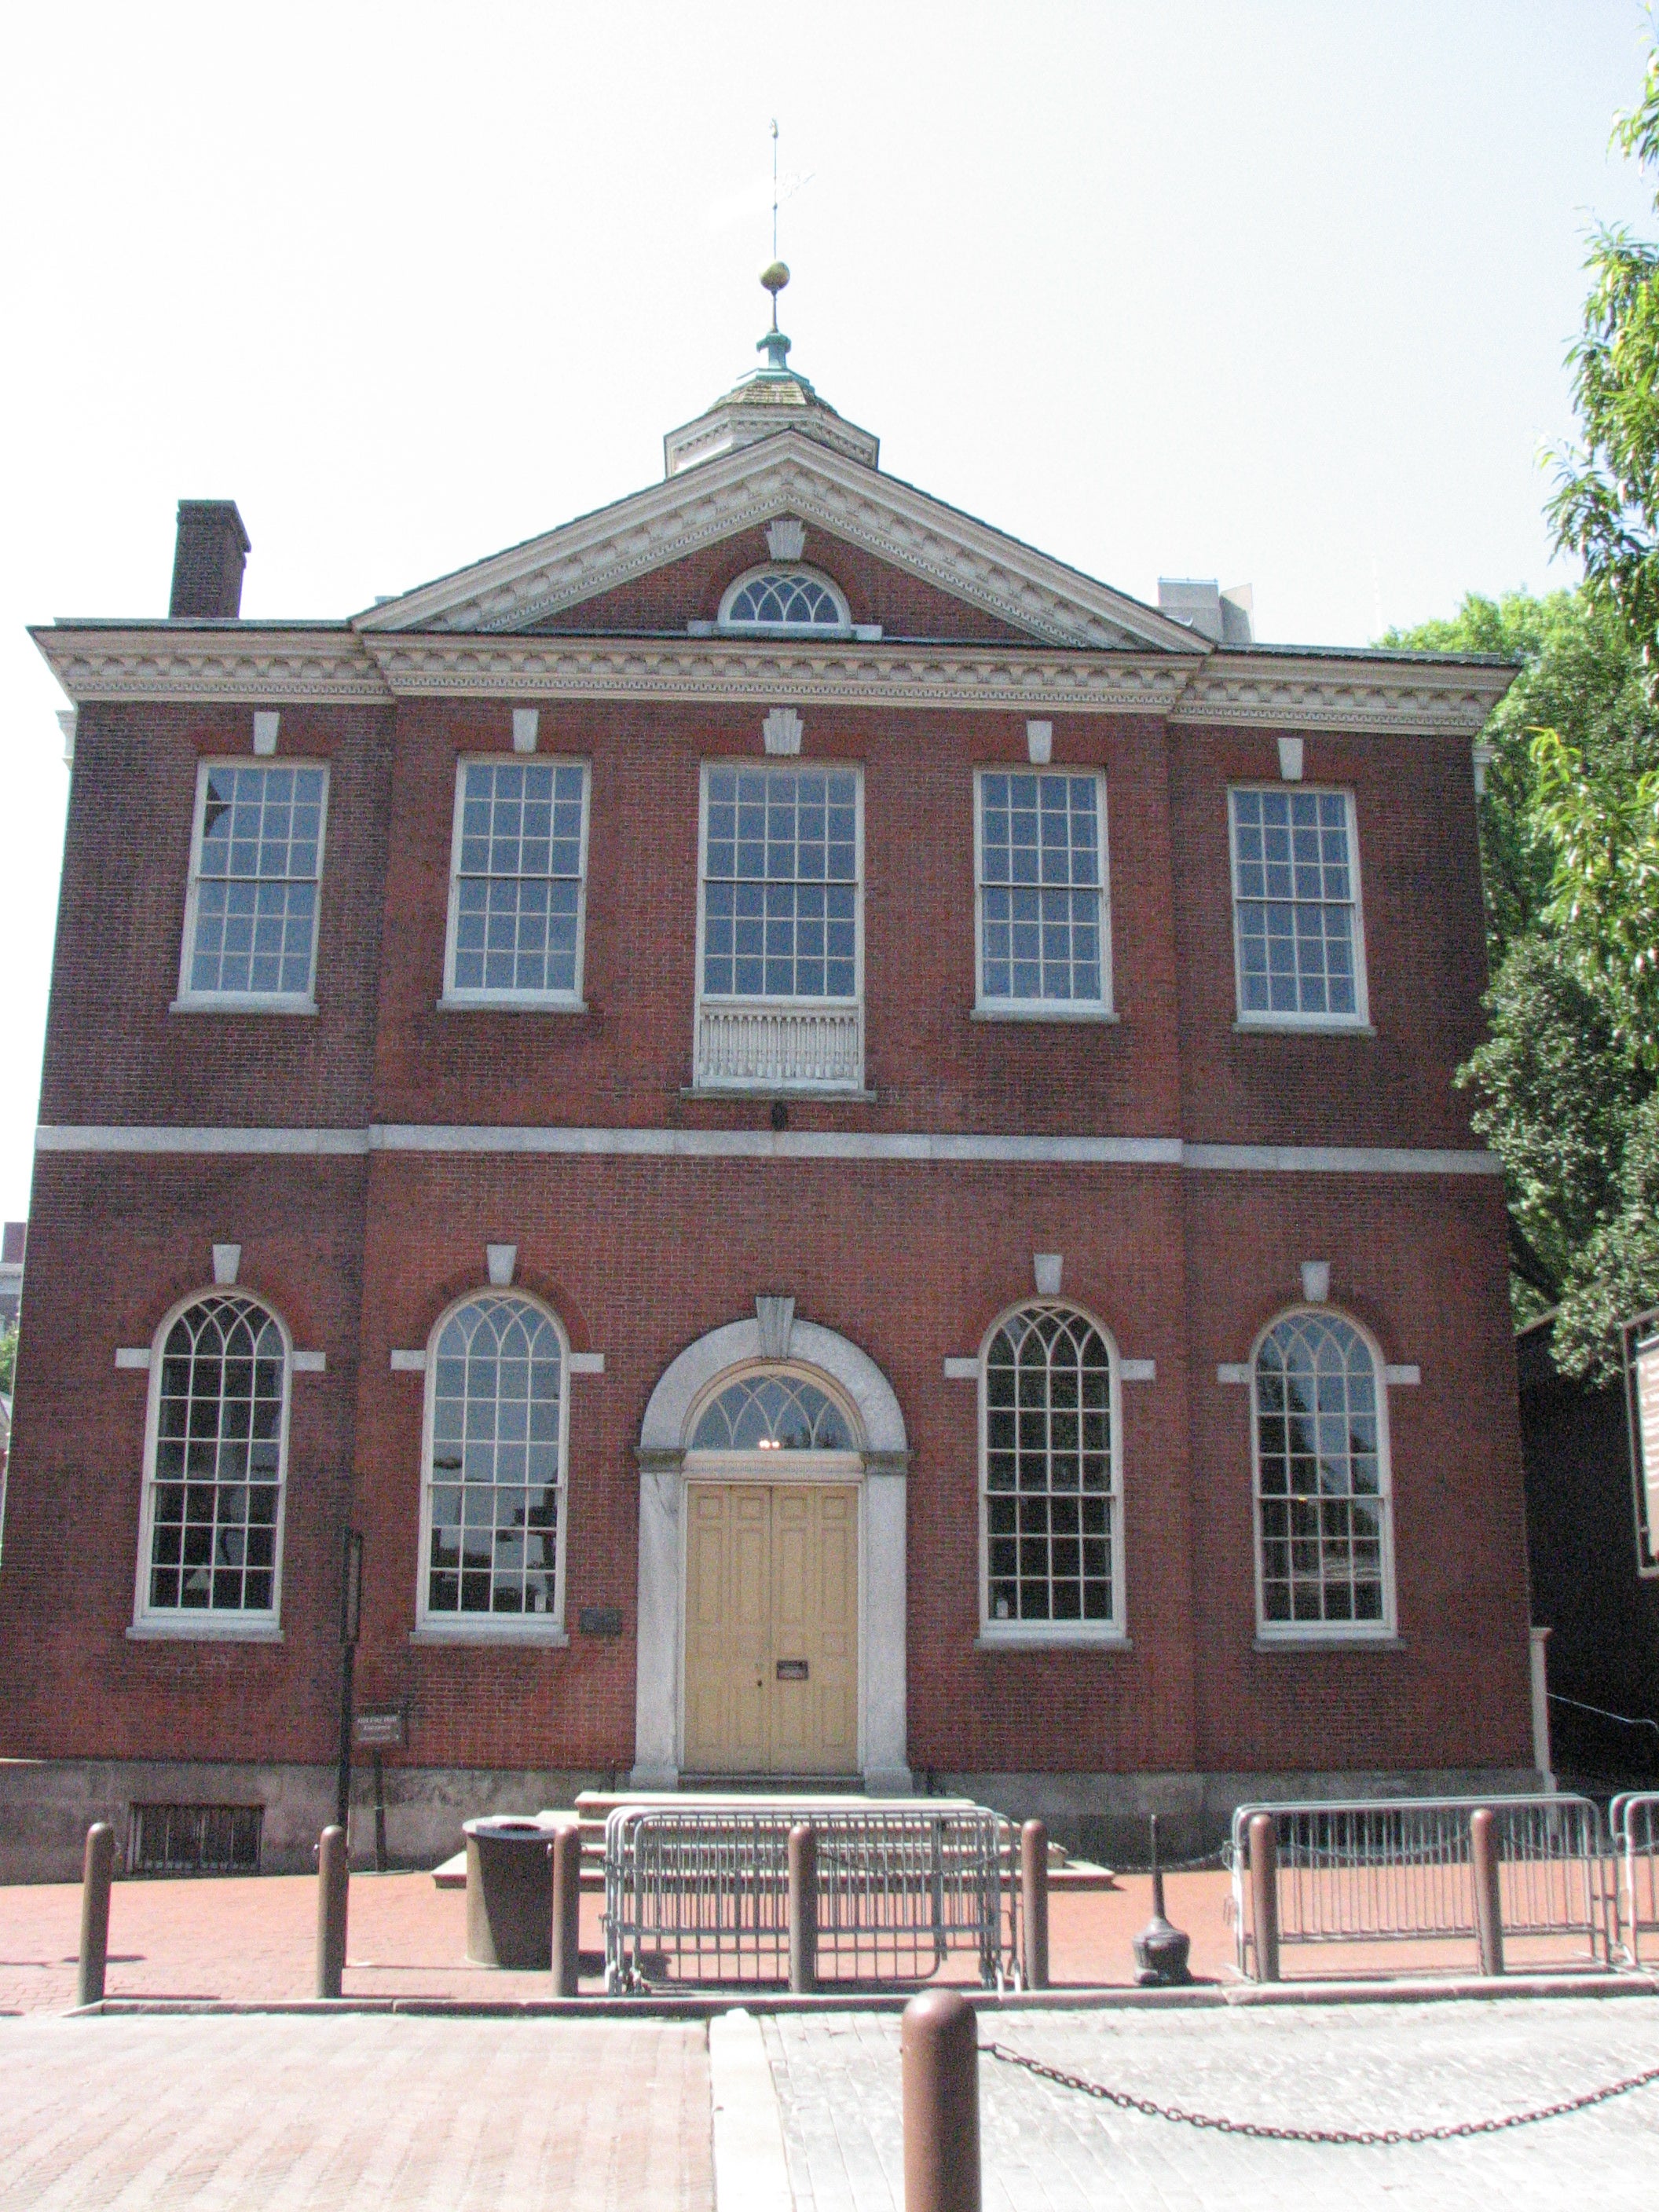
[982,2040,1659,2146]
[1108,1846,1231,1874]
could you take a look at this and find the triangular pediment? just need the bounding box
[353,434,1207,655]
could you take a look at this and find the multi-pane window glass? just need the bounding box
[978,773,1106,1005]
[1231,789,1363,1020]
[723,571,844,628]
[983,1306,1118,1629]
[702,767,859,998]
[425,1296,565,1622]
[1255,1313,1390,1630]
[185,765,326,998]
[146,1297,286,1614]
[449,760,588,998]
[690,1374,855,1452]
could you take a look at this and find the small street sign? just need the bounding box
[353,1708,406,1751]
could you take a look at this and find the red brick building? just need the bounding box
[2,299,1537,1873]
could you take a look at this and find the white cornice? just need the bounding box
[29,625,1517,733]
[1170,654,1515,737]
[358,637,1192,712]
[29,627,392,707]
[352,435,1206,656]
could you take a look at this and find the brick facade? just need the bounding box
[2,390,1534,1868]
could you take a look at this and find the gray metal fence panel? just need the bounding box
[1610,1792,1659,1965]
[602,1805,1018,1991]
[1229,1796,1610,1978]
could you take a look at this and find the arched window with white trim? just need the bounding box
[136,1292,291,1628]
[717,566,851,635]
[1253,1309,1394,1636]
[689,1372,858,1453]
[419,1292,569,1632]
[980,1303,1123,1641]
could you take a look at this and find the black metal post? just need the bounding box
[77,1822,115,2008]
[372,1752,387,1873]
[335,1530,363,1836]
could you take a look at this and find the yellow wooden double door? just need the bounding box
[683,1482,859,1775]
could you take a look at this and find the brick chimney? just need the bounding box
[169,500,251,619]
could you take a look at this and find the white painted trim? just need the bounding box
[1217,1362,1251,1385]
[511,708,539,754]
[485,1243,518,1287]
[1120,1359,1156,1382]
[133,1286,292,1637]
[212,1243,241,1287]
[115,1347,152,1371]
[1530,1625,1555,1790]
[292,1350,327,1374]
[252,711,280,756]
[1384,1363,1421,1386]
[977,1298,1126,1642]
[1248,1306,1397,1641]
[976,1628,1131,1650]
[390,1349,427,1372]
[416,1287,572,1637]
[441,753,591,1012]
[1229,783,1370,1034]
[38,1126,371,1155]
[34,1122,1505,1175]
[709,2009,793,2206]
[943,1357,979,1379]
[176,757,330,1015]
[568,1351,606,1375]
[719,562,851,638]
[973,766,1112,1020]
[632,1315,910,1792]
[1276,735,1304,782]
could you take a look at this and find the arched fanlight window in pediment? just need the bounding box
[717,566,851,635]
[689,1370,859,1452]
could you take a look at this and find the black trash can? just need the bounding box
[463,1815,556,1968]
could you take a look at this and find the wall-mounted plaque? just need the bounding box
[1628,1313,1659,1577]
[353,1708,406,1750]
[775,1658,809,1681]
[578,1605,624,1638]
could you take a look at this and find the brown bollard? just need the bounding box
[316,1823,349,2000]
[1247,1812,1280,1983]
[902,1987,981,2212]
[1020,1820,1049,1990]
[1470,1807,1505,1977]
[789,1822,819,1995]
[550,1822,583,1998]
[76,1822,115,2008]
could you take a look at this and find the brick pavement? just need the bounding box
[763,1996,1659,2210]
[0,2013,712,2210]
[0,1864,1598,2016]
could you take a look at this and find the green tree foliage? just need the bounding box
[0,1327,15,1397]
[1548,49,1659,697]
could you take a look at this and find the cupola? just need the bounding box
[663,265,880,478]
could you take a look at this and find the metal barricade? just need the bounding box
[1230,1796,1611,1978]
[603,1803,1018,1992]
[1610,1793,1659,1965]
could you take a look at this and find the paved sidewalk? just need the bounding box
[763,1995,1659,2209]
[0,2013,712,2210]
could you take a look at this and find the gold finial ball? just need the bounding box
[760,260,790,296]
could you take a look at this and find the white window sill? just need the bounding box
[127,1620,284,1643]
[170,994,318,1016]
[682,1084,878,1102]
[1254,1632,1401,1650]
[972,1005,1118,1024]
[976,1628,1131,1651]
[437,994,588,1013]
[409,1624,569,1647]
[1232,1019,1375,1038]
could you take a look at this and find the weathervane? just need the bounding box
[760,118,791,367]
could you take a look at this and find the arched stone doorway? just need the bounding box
[630,1302,911,1793]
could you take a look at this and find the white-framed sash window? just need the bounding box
[1229,787,1368,1027]
[176,761,328,1009]
[134,1291,291,1635]
[442,757,590,1006]
[975,770,1111,1015]
[416,1291,569,1640]
[693,761,864,1090]
[1252,1309,1395,1639]
[979,1302,1126,1645]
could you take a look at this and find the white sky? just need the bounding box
[1,0,1654,1225]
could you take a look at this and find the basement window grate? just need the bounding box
[128,1802,263,1877]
